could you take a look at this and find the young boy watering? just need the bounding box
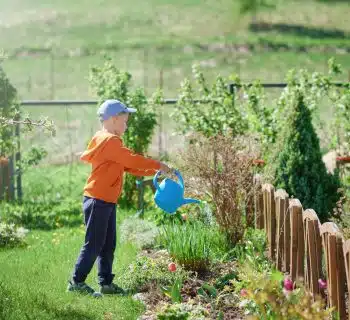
[67,99,172,297]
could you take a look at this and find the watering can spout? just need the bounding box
[182,198,201,206]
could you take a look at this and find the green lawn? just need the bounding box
[0,0,349,52]
[0,0,349,100]
[1,0,349,160]
[0,223,143,320]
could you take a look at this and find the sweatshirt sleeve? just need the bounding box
[103,137,161,170]
[124,167,158,177]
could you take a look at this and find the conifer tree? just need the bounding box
[273,88,341,222]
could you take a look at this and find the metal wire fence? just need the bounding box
[1,81,349,201]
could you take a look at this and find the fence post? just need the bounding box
[303,209,322,299]
[343,240,350,320]
[275,189,289,271]
[0,157,10,200]
[321,222,346,319]
[289,199,304,282]
[8,155,15,200]
[253,174,263,229]
[262,184,276,261]
[15,121,22,201]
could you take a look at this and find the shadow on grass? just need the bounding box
[30,295,97,320]
[249,22,349,40]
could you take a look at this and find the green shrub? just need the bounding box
[172,65,248,138]
[271,88,341,222]
[0,65,19,156]
[156,302,209,320]
[157,220,229,273]
[117,255,188,293]
[231,228,269,272]
[235,266,332,319]
[119,216,159,249]
[0,223,28,248]
[0,199,82,230]
[89,56,158,208]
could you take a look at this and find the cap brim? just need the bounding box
[125,108,137,113]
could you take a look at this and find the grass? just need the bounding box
[0,0,349,100]
[1,0,350,159]
[0,219,144,320]
[0,0,349,52]
[20,162,90,200]
[0,159,152,319]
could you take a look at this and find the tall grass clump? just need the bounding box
[157,220,228,273]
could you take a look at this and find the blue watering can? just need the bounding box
[153,170,200,214]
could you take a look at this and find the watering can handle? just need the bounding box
[153,170,162,190]
[175,170,184,189]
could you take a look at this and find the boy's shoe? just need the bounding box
[67,280,103,298]
[100,283,127,295]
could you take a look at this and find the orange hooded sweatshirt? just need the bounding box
[80,130,161,204]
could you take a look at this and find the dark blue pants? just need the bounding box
[72,196,116,286]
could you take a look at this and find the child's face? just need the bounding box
[112,113,129,136]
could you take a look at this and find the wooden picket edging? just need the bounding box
[303,209,322,297]
[256,183,350,319]
[275,189,290,272]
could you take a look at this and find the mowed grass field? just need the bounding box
[0,0,349,159]
[0,0,349,99]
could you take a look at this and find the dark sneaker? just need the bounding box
[67,280,102,298]
[100,283,127,295]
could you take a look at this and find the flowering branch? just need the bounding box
[0,117,56,136]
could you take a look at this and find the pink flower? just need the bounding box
[283,277,294,291]
[168,262,177,272]
[318,278,327,290]
[240,288,248,297]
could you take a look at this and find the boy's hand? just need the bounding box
[159,162,173,174]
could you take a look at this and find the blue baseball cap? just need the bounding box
[97,99,137,121]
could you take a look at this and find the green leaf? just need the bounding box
[201,283,217,298]
[170,279,182,303]
[270,270,283,282]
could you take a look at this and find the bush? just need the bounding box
[235,266,332,319]
[271,88,341,222]
[172,65,248,138]
[117,254,188,293]
[0,199,82,230]
[231,228,269,272]
[0,223,28,248]
[89,56,158,208]
[180,134,259,245]
[156,303,209,320]
[157,220,228,273]
[119,216,159,249]
[0,65,19,156]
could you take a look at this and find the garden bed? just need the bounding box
[132,248,243,320]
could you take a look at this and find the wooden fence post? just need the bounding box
[320,222,346,319]
[262,184,276,261]
[254,174,264,229]
[0,157,10,200]
[289,199,304,282]
[343,240,350,320]
[275,189,289,271]
[303,209,322,299]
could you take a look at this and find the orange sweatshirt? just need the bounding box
[80,130,161,203]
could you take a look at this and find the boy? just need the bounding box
[67,99,171,297]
